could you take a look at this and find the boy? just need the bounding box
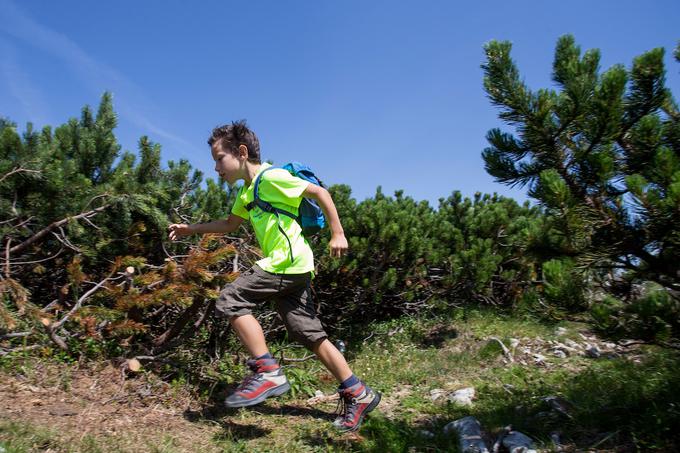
[168,120,380,432]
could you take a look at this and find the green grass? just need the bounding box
[0,421,60,453]
[2,307,679,452]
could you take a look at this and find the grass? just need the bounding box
[2,307,679,452]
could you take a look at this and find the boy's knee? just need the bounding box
[293,332,328,351]
[214,286,253,319]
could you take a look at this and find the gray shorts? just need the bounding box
[215,265,327,349]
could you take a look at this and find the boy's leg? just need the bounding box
[277,278,381,432]
[311,338,381,432]
[215,266,290,408]
[311,338,351,382]
[230,314,269,358]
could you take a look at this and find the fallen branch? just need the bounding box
[489,336,514,362]
[281,354,316,363]
[45,271,122,350]
[0,345,41,356]
[0,331,32,340]
[152,296,206,349]
[0,246,65,267]
[52,275,116,330]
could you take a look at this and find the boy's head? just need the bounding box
[208,120,261,164]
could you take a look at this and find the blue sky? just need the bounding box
[1,1,679,206]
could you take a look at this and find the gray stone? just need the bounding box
[553,349,567,359]
[443,416,490,453]
[502,430,536,453]
[447,387,475,406]
[419,430,435,439]
[585,344,601,358]
[429,388,447,401]
[564,339,582,350]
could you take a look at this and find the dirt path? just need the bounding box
[0,362,366,452]
[0,363,222,451]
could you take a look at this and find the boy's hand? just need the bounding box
[329,233,348,258]
[168,223,193,241]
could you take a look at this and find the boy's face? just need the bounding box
[211,142,243,185]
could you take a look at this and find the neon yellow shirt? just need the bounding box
[231,163,314,274]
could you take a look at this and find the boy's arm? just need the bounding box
[302,184,348,257]
[168,214,245,241]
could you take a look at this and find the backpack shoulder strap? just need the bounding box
[243,166,298,263]
[245,167,297,220]
[245,167,274,212]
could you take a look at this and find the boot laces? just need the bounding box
[335,389,360,423]
[235,360,266,393]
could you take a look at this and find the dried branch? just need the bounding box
[1,246,65,266]
[0,345,41,356]
[9,202,112,256]
[152,296,207,349]
[0,331,32,340]
[52,228,82,253]
[52,274,118,330]
[281,354,316,363]
[0,166,41,184]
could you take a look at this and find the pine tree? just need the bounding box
[481,36,680,303]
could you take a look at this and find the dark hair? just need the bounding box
[208,120,261,163]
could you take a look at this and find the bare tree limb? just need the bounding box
[52,228,82,253]
[4,238,10,277]
[0,166,41,184]
[51,274,118,330]
[1,246,65,266]
[0,345,41,356]
[0,331,32,340]
[152,296,206,349]
[9,202,112,256]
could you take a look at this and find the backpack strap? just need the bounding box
[245,167,297,263]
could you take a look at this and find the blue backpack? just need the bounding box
[245,162,327,261]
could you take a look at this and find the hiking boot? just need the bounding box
[224,358,290,408]
[333,381,381,432]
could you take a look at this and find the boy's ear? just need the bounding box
[238,144,248,159]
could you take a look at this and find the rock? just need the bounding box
[564,339,582,350]
[542,396,575,418]
[419,430,435,439]
[555,341,580,354]
[429,388,447,401]
[553,349,567,359]
[502,430,536,453]
[313,390,324,398]
[448,387,475,406]
[555,327,568,336]
[585,344,601,358]
[493,426,537,453]
[550,431,564,452]
[443,416,490,453]
[532,353,546,365]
